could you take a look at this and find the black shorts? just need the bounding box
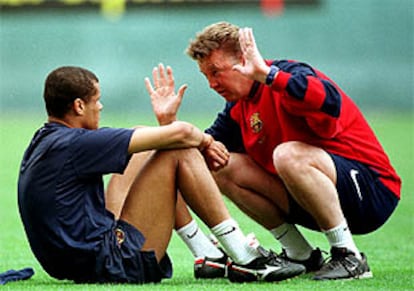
[286,153,399,234]
[93,220,172,284]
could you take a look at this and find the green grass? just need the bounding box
[0,111,413,290]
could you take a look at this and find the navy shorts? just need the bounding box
[93,220,172,284]
[286,153,399,234]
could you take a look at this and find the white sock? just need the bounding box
[211,218,260,265]
[176,220,223,259]
[270,223,313,261]
[323,220,361,259]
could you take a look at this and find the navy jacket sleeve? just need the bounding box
[205,102,245,153]
[272,60,343,138]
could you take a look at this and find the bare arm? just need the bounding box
[127,121,212,154]
[133,63,214,153]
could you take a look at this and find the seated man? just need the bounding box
[17,65,305,284]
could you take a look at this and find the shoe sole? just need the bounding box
[313,270,373,280]
[228,265,305,282]
[194,259,227,279]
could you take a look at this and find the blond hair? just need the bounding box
[186,22,241,61]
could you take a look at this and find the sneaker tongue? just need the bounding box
[256,246,270,257]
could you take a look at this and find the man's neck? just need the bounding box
[47,116,76,128]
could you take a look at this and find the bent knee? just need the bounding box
[273,141,309,174]
[211,154,249,197]
[211,167,231,193]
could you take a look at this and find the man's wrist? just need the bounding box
[157,114,176,126]
[199,133,213,151]
[265,65,280,86]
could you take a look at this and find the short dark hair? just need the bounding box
[43,66,99,118]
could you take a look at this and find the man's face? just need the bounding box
[81,82,103,130]
[198,49,253,102]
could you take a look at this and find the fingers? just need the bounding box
[238,28,247,50]
[204,141,230,168]
[177,84,188,99]
[239,27,255,51]
[145,63,173,93]
[148,63,179,89]
[216,148,230,163]
[246,27,255,46]
[208,154,229,171]
[233,27,254,74]
[144,77,153,94]
[158,63,167,88]
[151,63,166,89]
[144,65,163,95]
[166,65,175,89]
[144,63,187,108]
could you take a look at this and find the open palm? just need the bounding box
[145,64,187,125]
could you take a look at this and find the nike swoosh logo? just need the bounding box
[231,264,282,278]
[350,169,363,200]
[260,264,283,278]
[186,227,199,239]
[264,264,282,271]
[217,226,236,237]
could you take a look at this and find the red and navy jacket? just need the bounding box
[205,59,401,199]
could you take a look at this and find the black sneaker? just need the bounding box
[280,248,324,272]
[194,254,228,279]
[227,246,306,283]
[313,247,373,280]
[194,234,229,279]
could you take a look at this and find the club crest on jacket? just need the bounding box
[250,112,263,133]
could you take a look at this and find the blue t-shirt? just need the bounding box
[18,122,134,280]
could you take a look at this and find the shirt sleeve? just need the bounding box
[205,102,245,152]
[70,127,134,177]
[271,60,343,138]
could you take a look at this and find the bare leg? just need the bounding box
[119,150,179,261]
[106,151,194,229]
[172,149,265,265]
[273,141,343,230]
[175,194,194,229]
[274,141,362,261]
[173,149,231,227]
[214,145,343,231]
[119,148,232,261]
[106,151,152,218]
[213,153,289,230]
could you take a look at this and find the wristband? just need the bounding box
[265,65,279,86]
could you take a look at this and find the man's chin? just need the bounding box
[224,96,239,102]
[219,93,235,102]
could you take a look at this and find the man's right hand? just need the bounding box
[202,141,230,171]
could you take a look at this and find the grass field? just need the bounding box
[0,112,412,290]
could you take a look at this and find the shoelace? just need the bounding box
[322,251,359,272]
[263,250,287,266]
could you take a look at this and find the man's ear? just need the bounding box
[73,98,84,116]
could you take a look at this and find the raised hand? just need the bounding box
[232,28,270,83]
[145,63,187,125]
